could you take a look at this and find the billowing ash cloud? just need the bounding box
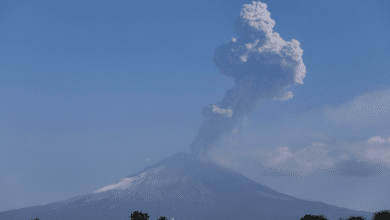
[190,1,306,158]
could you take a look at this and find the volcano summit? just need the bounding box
[0,152,373,220]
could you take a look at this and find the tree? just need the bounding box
[130,210,150,220]
[339,217,365,220]
[300,214,329,220]
[157,216,168,220]
[372,209,390,220]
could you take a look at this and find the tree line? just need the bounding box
[126,210,390,220]
[298,209,390,220]
[29,209,390,220]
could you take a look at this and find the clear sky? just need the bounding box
[1,0,390,213]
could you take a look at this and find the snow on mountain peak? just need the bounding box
[92,172,147,194]
[92,165,167,194]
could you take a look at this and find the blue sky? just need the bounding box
[1,0,390,213]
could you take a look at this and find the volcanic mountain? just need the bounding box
[0,152,374,220]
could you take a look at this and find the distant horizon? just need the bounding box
[1,0,390,214]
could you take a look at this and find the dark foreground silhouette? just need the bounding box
[29,209,390,220]
[300,209,390,220]
[130,210,167,220]
[124,209,390,220]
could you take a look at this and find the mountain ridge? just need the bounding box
[0,151,374,220]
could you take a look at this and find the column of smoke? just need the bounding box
[189,1,306,159]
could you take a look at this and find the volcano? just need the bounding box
[0,152,373,220]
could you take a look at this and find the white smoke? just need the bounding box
[190,1,306,158]
[211,105,233,118]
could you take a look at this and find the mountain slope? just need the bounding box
[0,152,374,220]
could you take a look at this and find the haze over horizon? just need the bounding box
[1,0,390,214]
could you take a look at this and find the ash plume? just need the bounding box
[189,1,306,158]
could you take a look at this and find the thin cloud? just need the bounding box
[325,88,390,124]
[363,135,390,164]
[323,159,390,178]
[209,133,390,178]
[367,136,390,144]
